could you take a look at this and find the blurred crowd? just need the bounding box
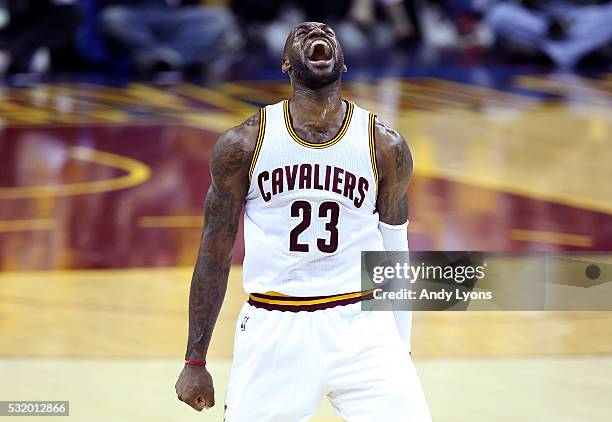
[0,0,611,79]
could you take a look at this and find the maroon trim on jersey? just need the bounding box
[247,291,374,312]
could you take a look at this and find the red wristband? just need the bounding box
[185,359,206,367]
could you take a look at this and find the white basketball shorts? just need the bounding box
[224,295,431,421]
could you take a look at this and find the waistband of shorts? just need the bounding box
[247,289,374,312]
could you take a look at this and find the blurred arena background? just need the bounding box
[1,0,612,420]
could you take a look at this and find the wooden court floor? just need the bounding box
[2,267,612,359]
[2,356,612,421]
[1,267,612,422]
[1,268,612,420]
[1,71,612,420]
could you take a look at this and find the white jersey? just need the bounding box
[243,99,384,296]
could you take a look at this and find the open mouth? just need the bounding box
[306,39,333,63]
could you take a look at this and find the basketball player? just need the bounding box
[175,22,431,421]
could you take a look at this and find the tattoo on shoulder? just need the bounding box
[392,134,411,185]
[374,118,412,225]
[374,118,412,185]
[210,113,261,186]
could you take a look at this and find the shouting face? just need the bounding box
[282,22,347,90]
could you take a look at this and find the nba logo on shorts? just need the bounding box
[240,316,249,331]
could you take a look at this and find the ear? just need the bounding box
[282,56,291,74]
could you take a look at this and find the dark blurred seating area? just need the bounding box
[0,0,610,80]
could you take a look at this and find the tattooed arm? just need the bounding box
[374,118,414,344]
[375,117,413,224]
[175,113,260,412]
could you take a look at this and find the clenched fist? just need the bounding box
[175,364,215,411]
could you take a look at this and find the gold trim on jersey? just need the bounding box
[249,290,373,306]
[248,107,266,182]
[368,113,379,193]
[283,100,354,149]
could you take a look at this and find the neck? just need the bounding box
[289,79,344,128]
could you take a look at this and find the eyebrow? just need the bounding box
[294,24,333,35]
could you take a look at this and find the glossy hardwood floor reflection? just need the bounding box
[1,72,612,272]
[1,267,611,358]
[1,357,611,421]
